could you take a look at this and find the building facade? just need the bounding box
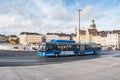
[0,35,8,43]
[106,33,120,49]
[20,32,42,45]
[8,35,18,44]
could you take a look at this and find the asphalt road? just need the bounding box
[0,50,120,66]
[1,50,120,80]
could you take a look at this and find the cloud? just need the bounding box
[0,13,43,35]
[0,0,94,35]
[0,0,120,35]
[0,14,19,27]
[81,5,93,21]
[95,5,120,31]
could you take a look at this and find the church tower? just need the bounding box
[88,8,98,36]
[90,20,96,29]
[90,8,96,29]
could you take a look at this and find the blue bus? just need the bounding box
[36,39,101,57]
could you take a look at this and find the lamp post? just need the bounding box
[78,9,82,43]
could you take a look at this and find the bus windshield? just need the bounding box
[38,45,46,52]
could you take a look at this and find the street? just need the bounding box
[0,50,120,80]
[0,50,120,66]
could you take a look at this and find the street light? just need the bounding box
[78,9,82,43]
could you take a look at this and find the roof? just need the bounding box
[79,30,86,35]
[9,35,17,37]
[20,32,41,35]
[0,34,5,36]
[99,30,120,37]
[88,28,98,35]
[46,33,72,37]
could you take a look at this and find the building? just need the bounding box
[8,35,18,40]
[20,32,42,45]
[74,28,89,43]
[75,14,99,43]
[46,33,71,42]
[74,9,110,49]
[0,35,8,43]
[106,32,120,49]
[74,15,120,50]
[8,35,18,44]
[74,8,101,43]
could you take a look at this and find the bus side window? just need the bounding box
[64,46,67,51]
[72,45,76,50]
[58,46,61,50]
[66,45,68,50]
[60,46,63,50]
[68,45,72,50]
[63,46,66,51]
[54,45,58,50]
[77,45,80,50]
[85,45,89,50]
[73,45,79,50]
[85,45,93,50]
[60,45,66,51]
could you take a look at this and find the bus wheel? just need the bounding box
[55,53,59,57]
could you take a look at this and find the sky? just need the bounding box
[0,0,120,35]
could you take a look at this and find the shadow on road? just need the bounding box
[0,54,102,67]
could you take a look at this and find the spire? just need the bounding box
[92,8,94,20]
[90,8,96,29]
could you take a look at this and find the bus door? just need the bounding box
[80,44,85,55]
[46,44,54,56]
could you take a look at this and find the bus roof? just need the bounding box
[49,39,75,43]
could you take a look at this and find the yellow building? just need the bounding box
[8,35,18,40]
[20,32,42,45]
[8,35,18,45]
